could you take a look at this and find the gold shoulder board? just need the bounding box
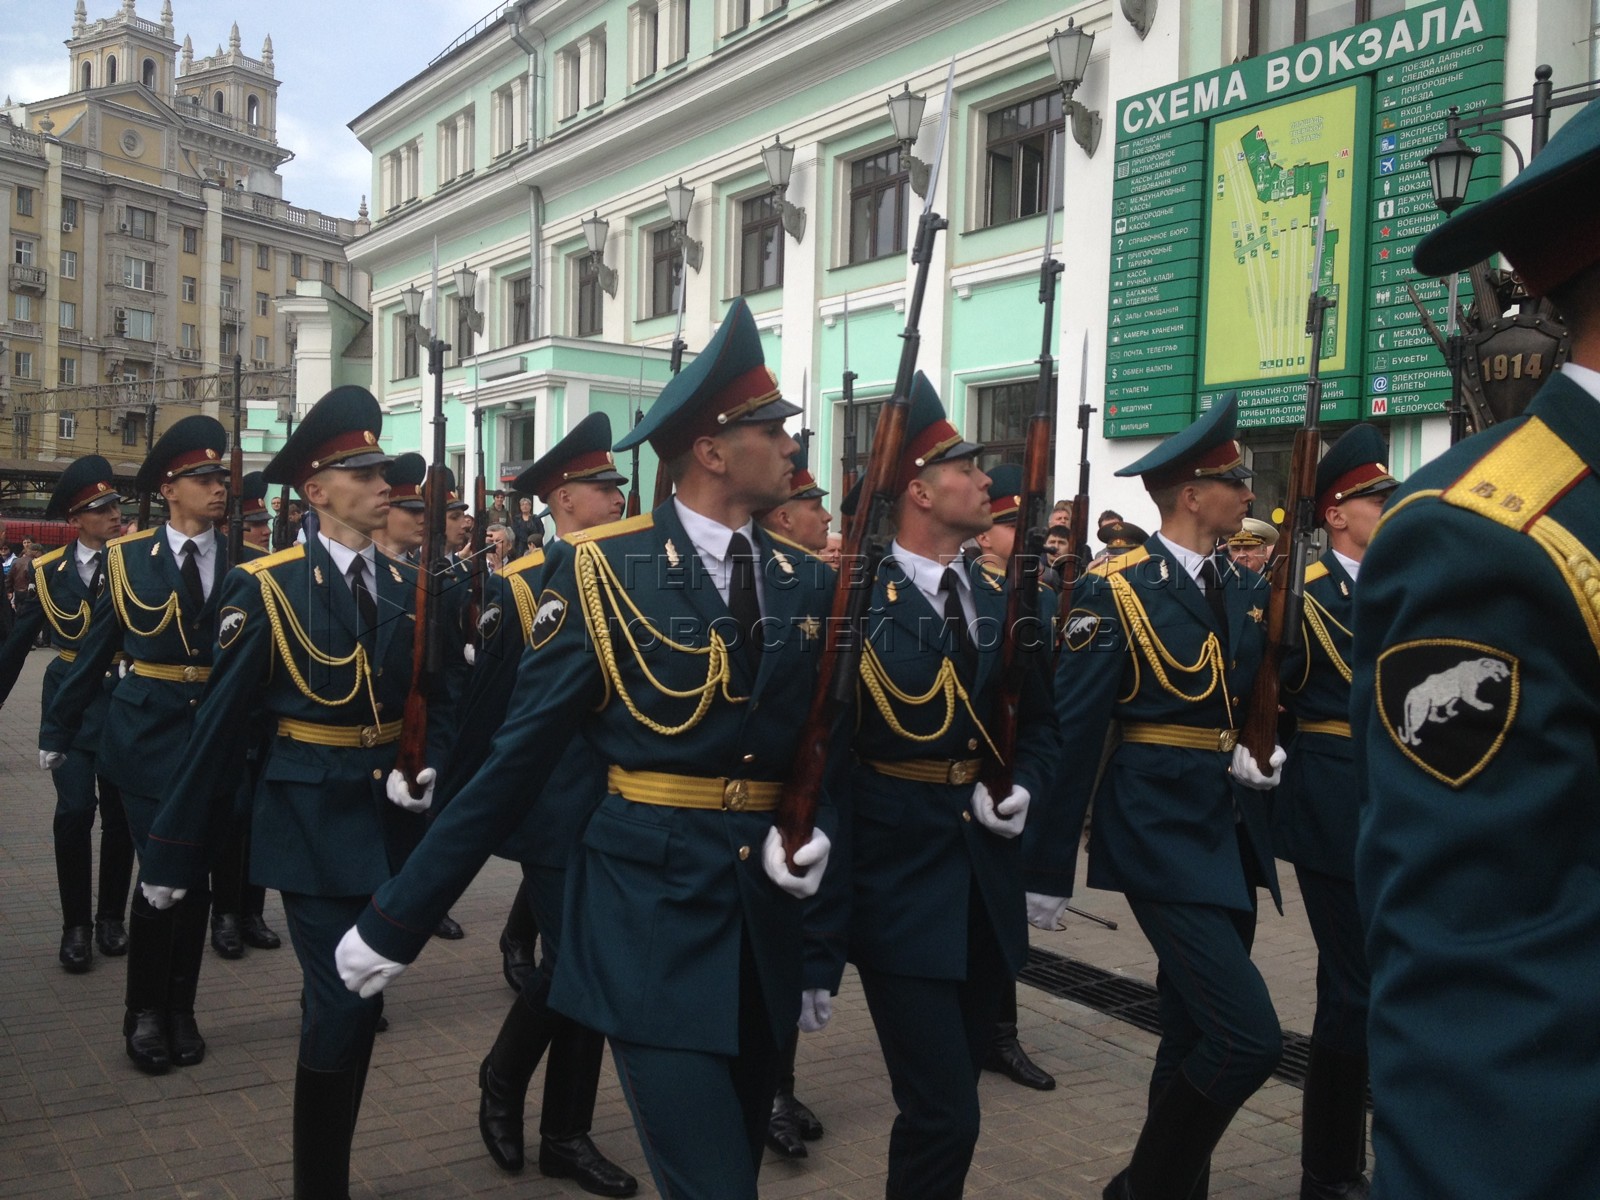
[240,544,306,575]
[569,512,654,545]
[1088,545,1150,578]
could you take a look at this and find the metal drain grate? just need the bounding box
[1020,945,1365,1104]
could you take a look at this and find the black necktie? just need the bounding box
[179,539,204,609]
[88,550,105,596]
[940,567,977,682]
[1199,555,1229,640]
[348,556,377,637]
[727,532,761,674]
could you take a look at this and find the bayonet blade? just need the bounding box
[1043,131,1062,263]
[1078,329,1089,410]
[842,291,851,370]
[1309,189,1328,295]
[920,57,957,215]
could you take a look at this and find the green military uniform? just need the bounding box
[140,387,452,1199]
[1025,393,1282,1200]
[348,297,832,1200]
[809,377,1059,1199]
[0,456,132,971]
[40,418,234,1075]
[1355,95,1600,1200]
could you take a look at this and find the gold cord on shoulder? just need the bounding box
[35,567,91,642]
[1108,573,1231,713]
[257,572,379,718]
[107,543,193,655]
[858,643,1002,760]
[1303,594,1352,685]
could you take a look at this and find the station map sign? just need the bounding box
[1105,0,1505,437]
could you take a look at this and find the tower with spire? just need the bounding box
[66,0,178,95]
[174,18,279,146]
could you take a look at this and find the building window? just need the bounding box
[322,261,335,286]
[254,335,270,361]
[247,94,260,126]
[143,57,157,88]
[451,298,476,366]
[740,193,784,294]
[123,416,140,446]
[220,282,235,308]
[106,55,117,84]
[630,1,661,81]
[181,323,197,349]
[510,274,532,343]
[381,140,422,210]
[840,398,884,483]
[665,0,691,63]
[60,357,77,385]
[219,324,237,355]
[221,236,234,263]
[492,78,527,155]
[183,226,198,254]
[59,301,77,329]
[1252,0,1405,54]
[14,294,31,322]
[724,0,752,35]
[123,258,156,290]
[290,253,303,277]
[82,61,92,90]
[257,243,270,270]
[975,379,1057,491]
[13,238,35,266]
[17,187,33,217]
[60,250,77,279]
[256,291,270,316]
[575,256,603,337]
[397,313,420,379]
[650,226,683,318]
[213,89,225,112]
[985,92,1064,227]
[62,197,79,225]
[124,309,155,341]
[13,407,32,453]
[438,107,475,184]
[181,276,196,302]
[126,206,156,240]
[848,147,909,264]
[58,413,77,441]
[13,352,33,380]
[556,31,606,119]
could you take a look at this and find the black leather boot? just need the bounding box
[59,925,93,973]
[124,894,173,1074]
[1113,1073,1239,1200]
[210,913,245,958]
[539,1134,639,1197]
[435,913,464,939]
[167,892,210,1067]
[479,990,555,1171]
[500,882,539,992]
[1300,1042,1371,1199]
[293,1061,357,1200]
[95,918,129,956]
[239,913,281,949]
[767,1091,808,1158]
[984,1022,1057,1090]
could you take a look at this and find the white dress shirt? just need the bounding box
[75,541,100,589]
[887,540,975,629]
[1152,532,1211,586]
[673,498,765,613]
[164,523,218,601]
[1333,548,1362,584]
[317,533,378,595]
[1560,362,1600,403]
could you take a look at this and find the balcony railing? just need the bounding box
[9,264,47,293]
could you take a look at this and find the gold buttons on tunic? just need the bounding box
[372,770,383,781]
[738,846,751,861]
[967,738,979,751]
[961,810,971,822]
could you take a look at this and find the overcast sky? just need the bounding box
[0,0,499,217]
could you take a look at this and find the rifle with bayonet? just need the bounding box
[463,400,488,647]
[1052,332,1094,665]
[625,395,645,517]
[797,369,812,462]
[395,259,450,799]
[775,58,956,867]
[651,252,692,509]
[841,292,860,491]
[226,355,245,563]
[1239,190,1333,774]
[982,133,1063,801]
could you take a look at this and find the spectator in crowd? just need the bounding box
[488,490,511,528]
[509,495,541,556]
[486,524,514,571]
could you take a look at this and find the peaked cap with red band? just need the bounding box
[47,455,124,519]
[1115,391,1253,492]
[1414,94,1600,296]
[1314,422,1397,519]
[893,372,983,493]
[614,296,801,461]
[385,453,427,511]
[241,471,270,523]
[134,414,230,495]
[985,463,1022,523]
[263,385,391,491]
[515,412,628,500]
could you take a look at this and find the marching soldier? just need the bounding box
[811,377,1058,1198]
[0,456,133,972]
[137,386,453,1198]
[335,296,836,1200]
[378,452,427,561]
[755,450,831,1160]
[1354,95,1600,1198]
[455,412,637,1195]
[39,417,234,1073]
[1025,393,1285,1200]
[1275,424,1394,1199]
[209,470,283,957]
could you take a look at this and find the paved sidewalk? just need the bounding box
[0,648,1324,1198]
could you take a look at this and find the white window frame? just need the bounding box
[58,413,77,441]
[59,300,78,329]
[13,238,35,267]
[124,309,155,341]
[124,257,156,291]
[60,250,77,279]
[181,323,197,349]
[14,294,32,322]
[254,335,270,361]
[13,351,33,380]
[491,77,527,156]
[59,356,77,385]
[256,291,270,317]
[629,1,662,82]
[556,30,606,119]
[663,0,690,63]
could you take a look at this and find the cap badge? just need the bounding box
[206,449,219,460]
[363,431,377,445]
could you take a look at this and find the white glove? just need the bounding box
[39,750,65,771]
[762,826,831,899]
[971,782,1030,838]
[140,882,187,910]
[463,644,477,666]
[798,987,833,1033]
[335,925,407,998]
[119,659,130,678]
[1230,742,1286,790]
[1026,892,1069,931]
[386,767,435,813]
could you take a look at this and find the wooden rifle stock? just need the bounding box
[1052,336,1096,667]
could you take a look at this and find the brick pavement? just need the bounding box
[0,647,1324,1198]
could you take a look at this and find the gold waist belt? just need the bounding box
[131,660,211,684]
[864,757,983,786]
[276,717,403,748]
[607,765,780,813]
[1298,718,1352,738]
[1121,722,1238,752]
